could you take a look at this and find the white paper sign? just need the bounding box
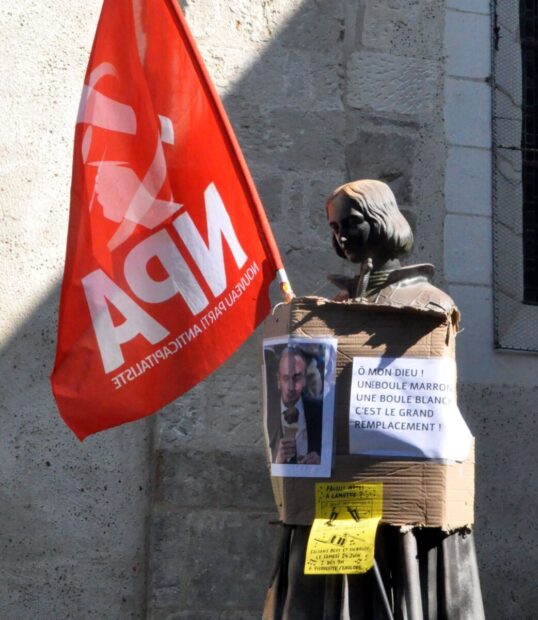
[349,357,472,461]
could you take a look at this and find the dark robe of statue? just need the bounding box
[263,180,484,620]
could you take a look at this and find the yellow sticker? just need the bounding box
[304,482,382,575]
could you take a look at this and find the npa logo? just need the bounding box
[76,63,249,374]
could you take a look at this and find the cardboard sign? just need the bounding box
[349,357,472,461]
[262,297,475,529]
[305,482,382,574]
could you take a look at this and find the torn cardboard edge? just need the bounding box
[275,294,461,328]
[261,296,474,530]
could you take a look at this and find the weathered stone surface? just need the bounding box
[250,168,285,222]
[183,0,303,46]
[154,449,274,511]
[208,46,343,113]
[0,303,151,617]
[1,556,146,620]
[459,383,538,619]
[446,147,492,217]
[345,130,418,204]
[254,109,347,171]
[0,2,151,618]
[445,10,491,79]
[149,509,277,614]
[445,78,491,147]
[155,338,263,453]
[444,214,492,285]
[275,0,345,52]
[446,0,489,13]
[347,52,439,116]
[361,0,444,58]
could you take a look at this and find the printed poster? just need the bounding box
[262,337,337,478]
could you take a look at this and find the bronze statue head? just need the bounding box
[325,179,413,266]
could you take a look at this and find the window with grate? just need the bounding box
[520,1,538,303]
[492,0,538,351]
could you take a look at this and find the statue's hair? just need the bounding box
[326,179,413,259]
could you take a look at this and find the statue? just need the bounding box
[325,179,451,313]
[262,180,484,620]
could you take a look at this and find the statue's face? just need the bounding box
[327,193,373,263]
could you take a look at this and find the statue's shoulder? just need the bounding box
[326,264,459,322]
[374,264,459,320]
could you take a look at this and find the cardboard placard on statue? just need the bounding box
[261,296,474,530]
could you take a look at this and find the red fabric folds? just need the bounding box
[51,0,282,439]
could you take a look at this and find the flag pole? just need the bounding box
[277,268,294,302]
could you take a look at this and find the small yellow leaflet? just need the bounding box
[305,482,382,575]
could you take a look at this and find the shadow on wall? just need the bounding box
[1,1,348,615]
[148,3,351,615]
[0,285,153,617]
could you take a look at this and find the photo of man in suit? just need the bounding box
[267,346,322,465]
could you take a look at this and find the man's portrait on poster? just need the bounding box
[263,337,336,478]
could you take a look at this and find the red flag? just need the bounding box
[51,0,288,440]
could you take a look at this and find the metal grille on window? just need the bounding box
[491,0,538,351]
[520,1,538,303]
